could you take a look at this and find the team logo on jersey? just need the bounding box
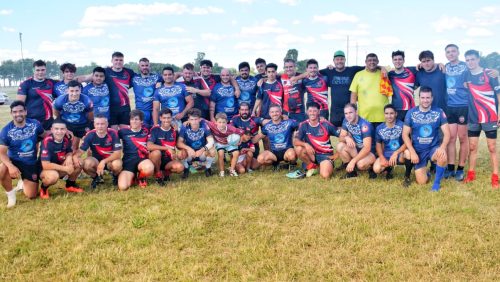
[361,125,369,133]
[217,87,234,97]
[66,113,81,123]
[274,133,285,143]
[419,125,433,138]
[159,85,182,96]
[101,97,110,106]
[20,139,34,152]
[63,101,86,114]
[191,140,202,149]
[167,97,179,108]
[226,98,235,107]
[446,77,456,88]
[388,140,400,150]
[240,91,250,101]
[8,123,38,141]
[143,87,154,97]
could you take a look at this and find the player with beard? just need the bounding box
[132,58,162,128]
[235,62,258,111]
[280,59,306,122]
[177,63,211,120]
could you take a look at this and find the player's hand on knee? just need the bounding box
[346,160,356,172]
[7,165,21,179]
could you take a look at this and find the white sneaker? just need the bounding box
[14,180,23,192]
[229,169,238,177]
[219,171,225,177]
[6,190,16,208]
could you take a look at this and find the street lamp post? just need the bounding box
[19,32,25,79]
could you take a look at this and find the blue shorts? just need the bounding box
[142,110,153,128]
[315,154,333,165]
[415,146,439,170]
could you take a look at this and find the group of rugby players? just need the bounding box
[1,44,499,208]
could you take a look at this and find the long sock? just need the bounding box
[404,160,413,178]
[432,165,446,191]
[447,164,455,172]
[6,189,16,207]
[205,157,214,169]
[66,180,76,187]
[457,165,464,171]
[41,184,49,192]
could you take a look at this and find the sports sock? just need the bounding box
[404,160,413,178]
[66,180,76,187]
[182,157,192,169]
[432,165,446,191]
[41,184,49,192]
[457,165,464,171]
[205,157,214,169]
[6,189,16,207]
[447,164,455,172]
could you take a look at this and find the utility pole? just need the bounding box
[19,32,25,79]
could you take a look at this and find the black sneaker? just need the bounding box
[335,163,348,172]
[403,177,411,188]
[163,175,170,182]
[112,174,119,186]
[91,176,102,189]
[205,168,213,177]
[341,171,358,179]
[155,177,164,186]
[181,168,190,179]
[369,169,378,179]
[385,170,394,180]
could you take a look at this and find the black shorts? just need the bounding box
[122,157,146,174]
[109,105,131,126]
[67,123,89,138]
[272,149,287,164]
[160,155,173,169]
[253,143,260,159]
[396,110,408,122]
[446,107,468,125]
[468,122,498,139]
[11,159,41,183]
[371,122,382,130]
[329,108,344,127]
[32,117,53,131]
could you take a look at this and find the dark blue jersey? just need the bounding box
[404,106,447,152]
[178,124,212,151]
[80,129,122,161]
[257,80,283,119]
[342,117,374,151]
[202,74,221,91]
[261,119,298,152]
[17,78,58,121]
[40,134,72,164]
[119,127,149,159]
[104,67,135,107]
[415,68,447,111]
[0,119,44,165]
[132,73,161,111]
[236,75,258,110]
[375,120,404,159]
[465,70,500,124]
[320,66,364,111]
[302,75,329,110]
[230,115,263,136]
[82,83,110,119]
[388,68,416,111]
[148,125,177,158]
[211,83,237,120]
[180,77,210,112]
[445,61,469,107]
[53,94,93,125]
[297,120,339,155]
[153,83,189,116]
[54,81,69,99]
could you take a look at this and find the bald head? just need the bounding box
[221,68,231,83]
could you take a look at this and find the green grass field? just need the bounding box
[0,86,499,280]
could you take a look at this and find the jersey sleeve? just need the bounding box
[0,127,8,146]
[210,86,218,102]
[148,127,158,143]
[361,122,373,140]
[297,123,307,141]
[439,109,448,125]
[110,130,123,151]
[35,120,44,137]
[325,121,340,137]
[404,110,413,127]
[79,133,91,151]
[53,96,64,111]
[375,127,383,144]
[153,89,160,102]
[256,86,264,100]
[489,73,500,95]
[290,119,299,131]
[17,80,29,95]
[261,124,268,136]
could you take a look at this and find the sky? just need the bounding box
[1,0,500,72]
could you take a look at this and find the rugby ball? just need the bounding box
[227,134,241,146]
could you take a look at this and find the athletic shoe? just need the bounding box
[112,174,119,186]
[272,164,280,172]
[163,175,170,182]
[39,188,49,199]
[155,172,164,186]
[229,169,238,177]
[463,170,476,184]
[189,165,198,174]
[65,186,84,193]
[403,177,411,188]
[286,169,306,179]
[443,168,450,179]
[138,178,147,188]
[247,168,254,173]
[368,169,377,179]
[341,171,358,179]
[431,183,440,192]
[219,171,225,177]
[306,168,318,178]
[205,168,213,177]
[449,169,456,178]
[386,171,394,180]
[181,168,190,179]
[335,163,348,172]
[91,176,102,190]
[492,174,499,189]
[454,170,465,182]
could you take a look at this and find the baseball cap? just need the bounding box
[333,50,345,58]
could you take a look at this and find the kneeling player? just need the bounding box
[118,110,154,190]
[336,103,376,179]
[252,104,298,171]
[147,108,184,185]
[39,119,83,198]
[402,87,449,191]
[74,115,123,189]
[177,109,216,178]
[235,130,258,174]
[373,105,412,186]
[292,102,339,179]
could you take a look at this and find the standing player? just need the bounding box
[235,61,258,111]
[302,59,329,119]
[373,105,412,186]
[0,101,44,207]
[83,67,110,122]
[402,86,450,191]
[463,49,500,188]
[177,109,216,178]
[54,63,77,98]
[177,63,211,120]
[252,104,298,170]
[132,58,162,128]
[336,103,377,179]
[254,58,267,81]
[53,81,93,152]
[253,63,283,119]
[39,119,83,199]
[74,115,122,189]
[147,108,184,185]
[153,67,194,127]
[292,102,339,179]
[210,68,238,121]
[118,110,154,190]
[200,60,220,91]
[415,50,447,111]
[388,50,416,121]
[280,59,306,122]
[17,60,58,131]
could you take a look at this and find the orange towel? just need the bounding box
[380,73,393,97]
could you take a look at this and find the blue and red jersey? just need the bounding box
[203,120,244,145]
[465,70,500,124]
[104,67,135,107]
[202,74,221,91]
[119,127,149,160]
[375,120,404,159]
[80,129,122,161]
[53,94,93,126]
[261,119,298,152]
[148,125,176,159]
[179,77,210,113]
[132,73,161,112]
[153,83,189,116]
[211,83,237,120]
[83,83,110,119]
[0,119,44,165]
[230,115,263,136]
[404,106,447,152]
[178,124,212,151]
[297,120,339,155]
[388,68,416,111]
[40,134,72,164]
[280,73,305,114]
[302,75,329,110]
[257,80,283,119]
[17,78,58,122]
[342,117,374,151]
